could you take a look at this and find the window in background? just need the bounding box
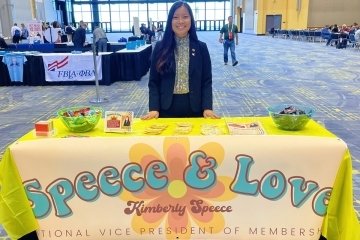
[73,4,93,25]
[158,10,168,21]
[148,2,158,22]
[129,3,147,26]
[70,1,230,32]
[206,2,216,11]
[139,3,147,24]
[97,4,110,31]
[110,3,130,31]
[147,2,168,24]
[65,0,73,24]
[119,4,130,31]
[188,1,206,21]
[157,2,168,11]
[98,4,110,22]
[213,2,226,20]
[129,3,138,25]
[156,2,168,29]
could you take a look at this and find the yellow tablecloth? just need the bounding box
[0,117,359,239]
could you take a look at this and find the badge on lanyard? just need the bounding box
[228,24,233,40]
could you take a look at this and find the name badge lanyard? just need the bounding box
[228,24,233,39]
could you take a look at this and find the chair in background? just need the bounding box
[308,30,315,42]
[303,30,311,41]
[281,30,289,39]
[290,30,300,40]
[348,34,360,49]
[273,29,280,38]
[321,31,331,43]
[299,30,305,41]
[327,33,340,46]
[313,30,322,42]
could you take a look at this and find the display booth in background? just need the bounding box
[27,21,43,44]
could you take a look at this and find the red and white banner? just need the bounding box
[10,135,346,240]
[42,53,102,81]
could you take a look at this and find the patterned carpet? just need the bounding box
[0,32,359,238]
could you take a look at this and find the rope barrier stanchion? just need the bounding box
[90,37,108,103]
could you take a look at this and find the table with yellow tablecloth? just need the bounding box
[0,117,359,240]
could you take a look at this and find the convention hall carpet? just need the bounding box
[0,32,359,238]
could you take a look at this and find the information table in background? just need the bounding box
[0,46,152,86]
[0,52,115,86]
[0,117,358,240]
[114,44,152,81]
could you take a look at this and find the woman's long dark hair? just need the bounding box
[155,1,198,74]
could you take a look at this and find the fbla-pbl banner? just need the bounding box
[42,53,102,81]
[11,136,346,240]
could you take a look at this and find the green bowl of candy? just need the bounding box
[57,106,103,132]
[267,104,314,131]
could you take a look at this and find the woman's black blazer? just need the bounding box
[148,39,213,114]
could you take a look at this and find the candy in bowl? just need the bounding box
[267,104,314,131]
[57,106,103,132]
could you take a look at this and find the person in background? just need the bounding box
[139,23,149,41]
[326,24,340,46]
[269,27,275,37]
[52,21,60,29]
[349,22,358,34]
[65,24,75,42]
[219,16,239,66]
[321,25,331,44]
[331,24,339,33]
[93,25,108,53]
[41,22,49,42]
[157,23,164,40]
[140,23,147,35]
[11,23,22,43]
[339,24,349,36]
[151,23,157,41]
[0,35,8,48]
[20,23,29,40]
[141,0,219,120]
[72,22,87,51]
[336,24,349,48]
[56,30,62,43]
[146,26,155,42]
[355,27,360,41]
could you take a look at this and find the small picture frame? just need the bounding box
[104,111,134,133]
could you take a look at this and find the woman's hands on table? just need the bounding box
[203,109,220,119]
[141,111,159,120]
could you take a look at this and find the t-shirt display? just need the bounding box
[2,53,27,82]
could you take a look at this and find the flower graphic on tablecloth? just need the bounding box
[121,137,236,240]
